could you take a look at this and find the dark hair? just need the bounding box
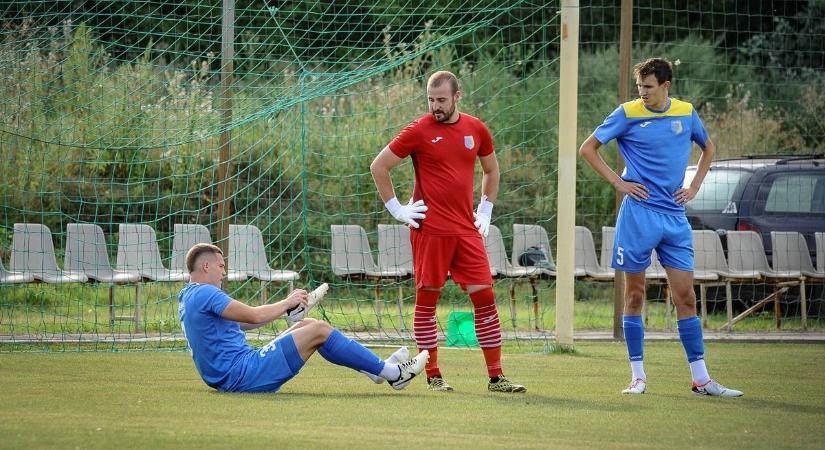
[427,70,460,94]
[633,58,673,85]
[185,243,223,273]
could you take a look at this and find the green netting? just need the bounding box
[1,1,824,351]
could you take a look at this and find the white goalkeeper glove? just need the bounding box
[385,197,427,229]
[473,195,493,238]
[286,283,328,326]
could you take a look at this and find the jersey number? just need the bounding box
[616,246,624,266]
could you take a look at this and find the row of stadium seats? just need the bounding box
[0,223,299,327]
[331,224,825,331]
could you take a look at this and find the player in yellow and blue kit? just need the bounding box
[579,58,743,397]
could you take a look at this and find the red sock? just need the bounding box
[414,289,441,378]
[470,288,503,378]
[422,347,440,378]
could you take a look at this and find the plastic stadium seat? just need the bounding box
[0,256,34,284]
[331,224,406,328]
[11,223,87,284]
[377,224,413,276]
[600,226,615,272]
[486,224,543,279]
[486,224,543,330]
[817,232,825,274]
[229,224,299,305]
[65,224,142,284]
[65,223,143,326]
[171,224,247,282]
[228,224,299,284]
[511,224,556,277]
[771,231,822,278]
[772,231,824,330]
[725,230,805,330]
[116,224,188,282]
[330,225,404,278]
[574,226,614,281]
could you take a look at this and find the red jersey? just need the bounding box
[389,113,494,236]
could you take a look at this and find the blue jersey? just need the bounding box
[593,98,708,215]
[178,283,254,388]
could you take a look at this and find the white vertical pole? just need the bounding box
[555,0,579,349]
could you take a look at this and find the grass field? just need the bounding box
[1,341,824,449]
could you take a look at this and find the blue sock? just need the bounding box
[677,316,705,363]
[317,329,385,376]
[623,315,644,362]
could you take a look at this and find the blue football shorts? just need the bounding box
[223,332,306,393]
[611,198,694,273]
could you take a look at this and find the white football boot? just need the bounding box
[363,346,410,384]
[622,378,647,395]
[388,350,429,390]
[691,379,743,397]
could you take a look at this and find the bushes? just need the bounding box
[1,22,822,278]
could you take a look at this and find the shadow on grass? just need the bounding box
[214,389,638,413]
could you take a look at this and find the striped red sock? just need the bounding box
[470,287,503,377]
[414,289,441,378]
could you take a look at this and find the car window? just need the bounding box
[764,173,825,213]
[685,169,745,211]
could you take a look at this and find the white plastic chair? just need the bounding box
[228,225,299,286]
[377,224,413,276]
[65,224,142,284]
[0,257,34,284]
[575,226,614,281]
[331,224,406,327]
[65,223,142,326]
[725,230,803,330]
[116,224,188,282]
[376,224,415,330]
[691,230,734,328]
[772,231,824,330]
[600,226,615,272]
[816,232,825,274]
[10,223,87,283]
[171,224,247,282]
[486,224,543,330]
[511,224,556,277]
[229,224,299,307]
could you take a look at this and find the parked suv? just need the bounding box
[684,154,825,263]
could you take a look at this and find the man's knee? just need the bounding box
[465,284,491,295]
[671,285,696,310]
[624,278,646,309]
[301,318,333,338]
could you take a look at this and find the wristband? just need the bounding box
[477,196,494,216]
[385,197,402,216]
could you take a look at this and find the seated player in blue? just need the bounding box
[178,243,427,393]
[579,58,743,397]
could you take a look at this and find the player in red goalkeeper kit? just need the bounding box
[370,70,526,393]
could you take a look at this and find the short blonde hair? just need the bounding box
[427,70,460,94]
[185,243,223,273]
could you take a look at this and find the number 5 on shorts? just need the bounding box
[616,246,624,265]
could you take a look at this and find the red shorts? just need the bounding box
[410,231,494,289]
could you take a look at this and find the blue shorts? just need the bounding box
[223,333,306,393]
[611,199,693,273]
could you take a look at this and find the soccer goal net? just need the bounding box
[1,1,823,351]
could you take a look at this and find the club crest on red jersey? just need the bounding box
[464,135,475,150]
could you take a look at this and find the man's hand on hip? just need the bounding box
[386,197,427,228]
[474,196,494,237]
